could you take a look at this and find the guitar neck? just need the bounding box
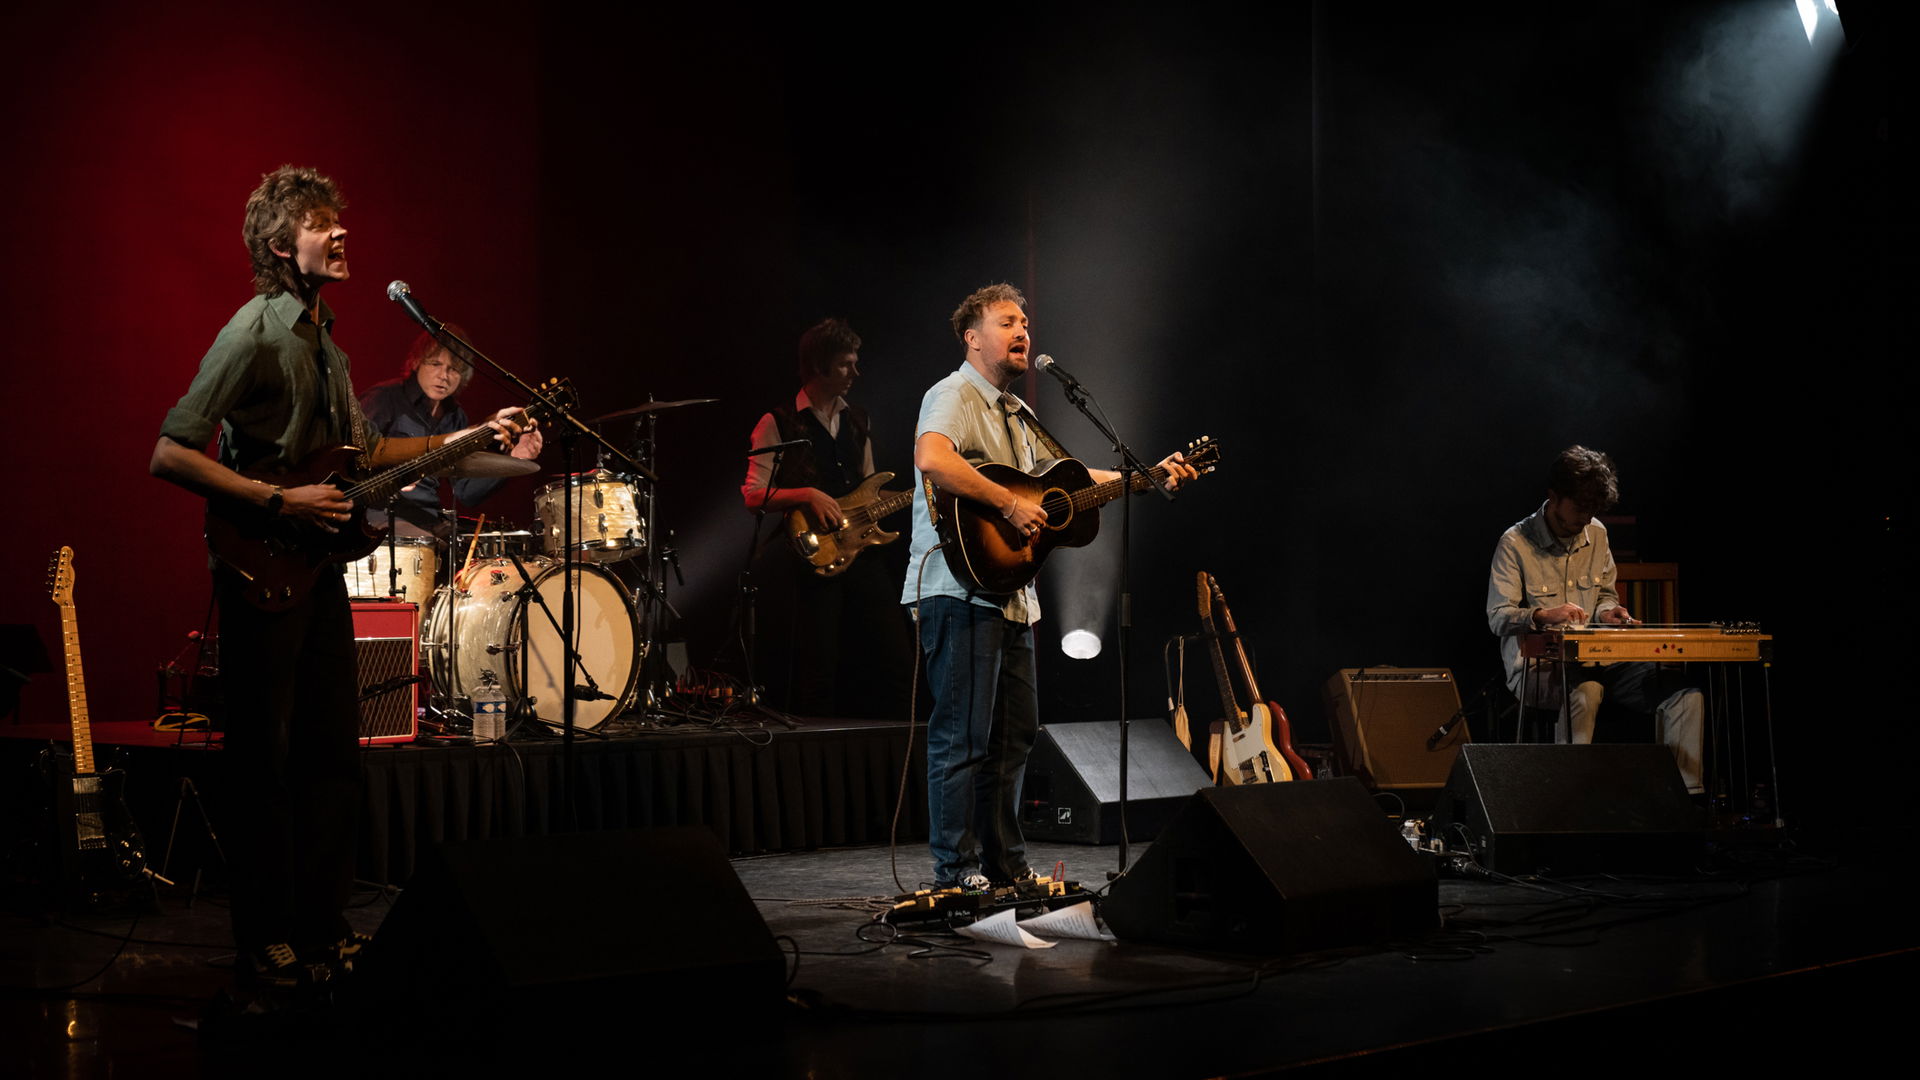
[1215,589,1266,706]
[855,488,914,524]
[346,425,497,507]
[57,600,94,775]
[1198,574,1250,734]
[1071,463,1176,514]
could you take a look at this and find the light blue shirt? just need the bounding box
[901,363,1054,624]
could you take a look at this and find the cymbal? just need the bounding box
[591,398,720,423]
[433,453,542,479]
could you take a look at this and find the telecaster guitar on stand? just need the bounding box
[933,436,1222,594]
[205,378,575,611]
[1197,571,1311,785]
[46,546,161,904]
[786,472,914,577]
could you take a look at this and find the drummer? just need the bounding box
[359,326,545,536]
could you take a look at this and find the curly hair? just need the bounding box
[949,282,1027,342]
[796,318,862,382]
[242,165,346,297]
[402,325,474,393]
[1547,445,1620,511]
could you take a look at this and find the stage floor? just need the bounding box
[4,828,1914,1077]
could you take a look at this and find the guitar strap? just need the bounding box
[1013,403,1074,464]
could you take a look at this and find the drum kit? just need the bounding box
[351,398,713,737]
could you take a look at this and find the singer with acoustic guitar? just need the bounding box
[148,166,531,1007]
[902,283,1197,890]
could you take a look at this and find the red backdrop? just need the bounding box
[0,4,543,729]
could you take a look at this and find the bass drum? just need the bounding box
[424,558,640,730]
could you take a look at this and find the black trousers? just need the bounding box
[215,568,361,954]
[755,547,914,721]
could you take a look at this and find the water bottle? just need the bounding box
[472,670,508,742]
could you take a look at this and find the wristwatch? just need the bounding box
[264,484,285,515]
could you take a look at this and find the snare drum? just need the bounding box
[344,537,439,601]
[466,529,540,560]
[423,558,640,730]
[534,470,644,562]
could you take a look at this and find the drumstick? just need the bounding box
[457,513,487,591]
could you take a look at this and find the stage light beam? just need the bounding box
[1060,628,1103,660]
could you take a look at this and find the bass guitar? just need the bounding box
[46,546,155,901]
[933,436,1221,595]
[206,378,575,611]
[785,472,913,577]
[1197,571,1312,785]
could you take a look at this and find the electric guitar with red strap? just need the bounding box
[204,378,575,611]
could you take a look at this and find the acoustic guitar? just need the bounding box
[932,436,1221,594]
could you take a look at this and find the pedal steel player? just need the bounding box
[742,318,912,718]
[904,283,1196,889]
[149,166,532,1002]
[1486,445,1703,793]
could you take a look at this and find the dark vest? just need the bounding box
[771,401,870,498]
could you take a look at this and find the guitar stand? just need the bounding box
[157,776,224,909]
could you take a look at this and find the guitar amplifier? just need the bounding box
[1322,667,1467,794]
[352,601,418,745]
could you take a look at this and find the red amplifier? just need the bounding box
[351,600,419,745]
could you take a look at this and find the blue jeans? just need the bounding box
[918,596,1038,885]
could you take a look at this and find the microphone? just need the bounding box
[1427,702,1471,750]
[1034,354,1082,392]
[386,280,442,334]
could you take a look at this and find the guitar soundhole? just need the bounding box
[1040,488,1072,528]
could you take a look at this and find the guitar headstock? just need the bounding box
[1196,571,1214,618]
[47,545,74,607]
[523,378,580,425]
[1183,435,1222,475]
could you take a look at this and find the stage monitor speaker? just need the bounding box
[1323,667,1467,792]
[364,827,784,1031]
[351,600,417,745]
[1102,778,1437,955]
[1022,720,1213,844]
[1429,744,1700,875]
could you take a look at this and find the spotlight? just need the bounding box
[1060,629,1103,660]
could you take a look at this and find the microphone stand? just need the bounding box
[393,295,652,829]
[733,445,800,729]
[1042,371,1176,878]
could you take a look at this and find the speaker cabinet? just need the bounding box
[351,600,417,745]
[365,828,784,1030]
[1022,721,1213,844]
[1429,744,1700,874]
[1103,779,1436,954]
[1323,667,1467,792]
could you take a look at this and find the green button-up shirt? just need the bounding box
[159,291,374,474]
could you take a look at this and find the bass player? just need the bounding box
[740,317,913,718]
